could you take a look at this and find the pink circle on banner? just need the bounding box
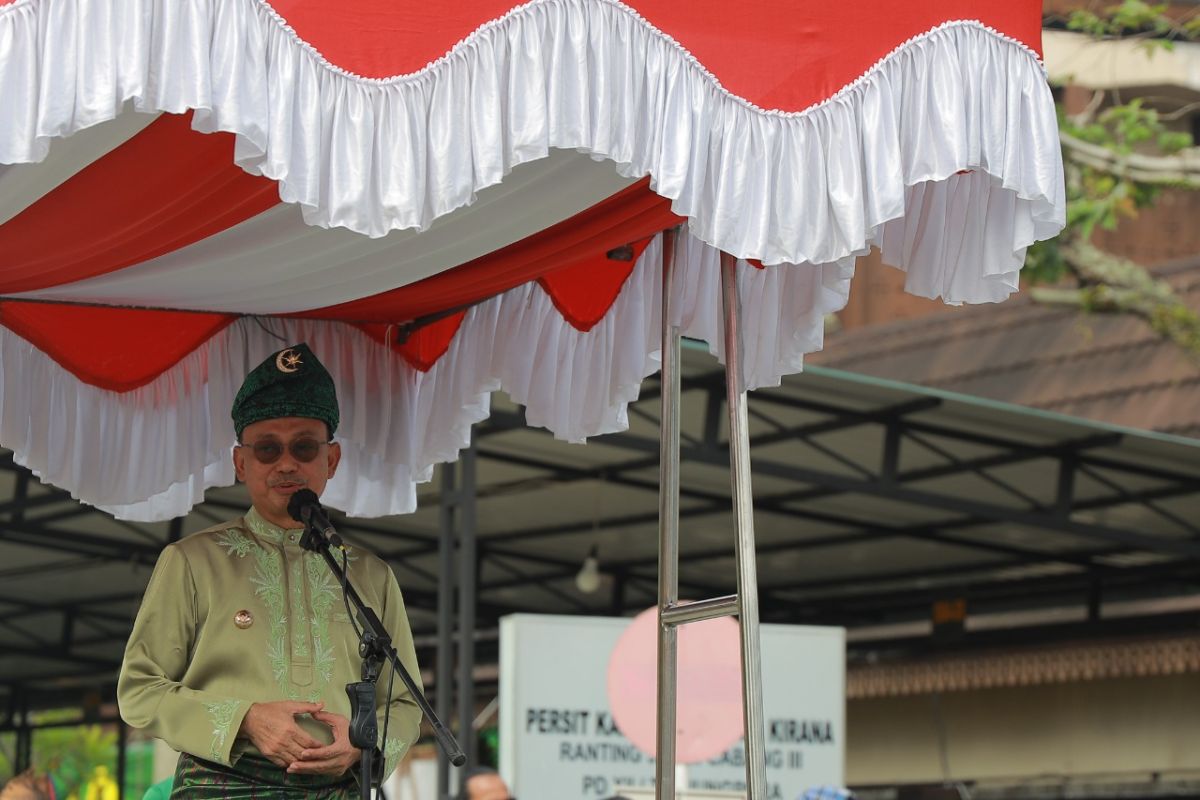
[606,606,744,763]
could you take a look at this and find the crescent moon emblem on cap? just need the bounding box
[275,349,302,373]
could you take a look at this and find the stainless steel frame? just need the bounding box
[655,238,768,798]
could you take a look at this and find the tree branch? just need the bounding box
[1030,240,1200,357]
[1061,132,1200,186]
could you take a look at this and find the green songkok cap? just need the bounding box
[231,342,339,440]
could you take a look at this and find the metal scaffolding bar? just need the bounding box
[456,442,478,772]
[436,464,456,799]
[116,720,127,800]
[15,695,30,774]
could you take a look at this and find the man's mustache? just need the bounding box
[268,475,308,487]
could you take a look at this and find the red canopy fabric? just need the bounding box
[266,0,1042,106]
[0,113,280,293]
[0,0,1064,519]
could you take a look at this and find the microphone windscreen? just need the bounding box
[287,488,321,522]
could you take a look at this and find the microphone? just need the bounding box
[286,489,344,549]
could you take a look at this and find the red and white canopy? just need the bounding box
[0,0,1065,520]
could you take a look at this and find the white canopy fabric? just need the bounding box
[0,0,1066,520]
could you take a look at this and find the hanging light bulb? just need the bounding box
[575,545,602,593]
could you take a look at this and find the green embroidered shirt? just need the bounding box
[117,508,423,777]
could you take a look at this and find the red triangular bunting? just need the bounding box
[0,301,236,391]
[356,311,468,372]
[538,236,652,332]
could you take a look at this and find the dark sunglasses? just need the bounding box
[238,437,331,465]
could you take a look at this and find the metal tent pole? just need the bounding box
[655,227,681,799]
[654,240,768,799]
[719,252,768,798]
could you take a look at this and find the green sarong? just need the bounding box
[170,752,356,800]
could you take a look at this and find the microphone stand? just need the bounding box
[297,513,466,800]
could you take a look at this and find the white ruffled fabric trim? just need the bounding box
[0,0,1063,276]
[0,231,852,521]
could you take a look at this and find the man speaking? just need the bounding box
[118,343,422,798]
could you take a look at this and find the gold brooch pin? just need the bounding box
[234,610,254,629]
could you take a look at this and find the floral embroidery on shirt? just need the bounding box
[383,737,406,772]
[205,699,243,761]
[239,510,357,701]
[217,530,254,558]
[290,558,311,659]
[245,511,291,545]
[305,553,341,698]
[250,546,289,689]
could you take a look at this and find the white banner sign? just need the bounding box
[499,614,845,800]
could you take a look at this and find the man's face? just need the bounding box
[466,773,511,800]
[233,417,341,528]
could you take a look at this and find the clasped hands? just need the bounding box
[239,701,361,776]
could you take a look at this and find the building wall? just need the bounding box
[846,674,1200,786]
[1092,189,1200,265]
